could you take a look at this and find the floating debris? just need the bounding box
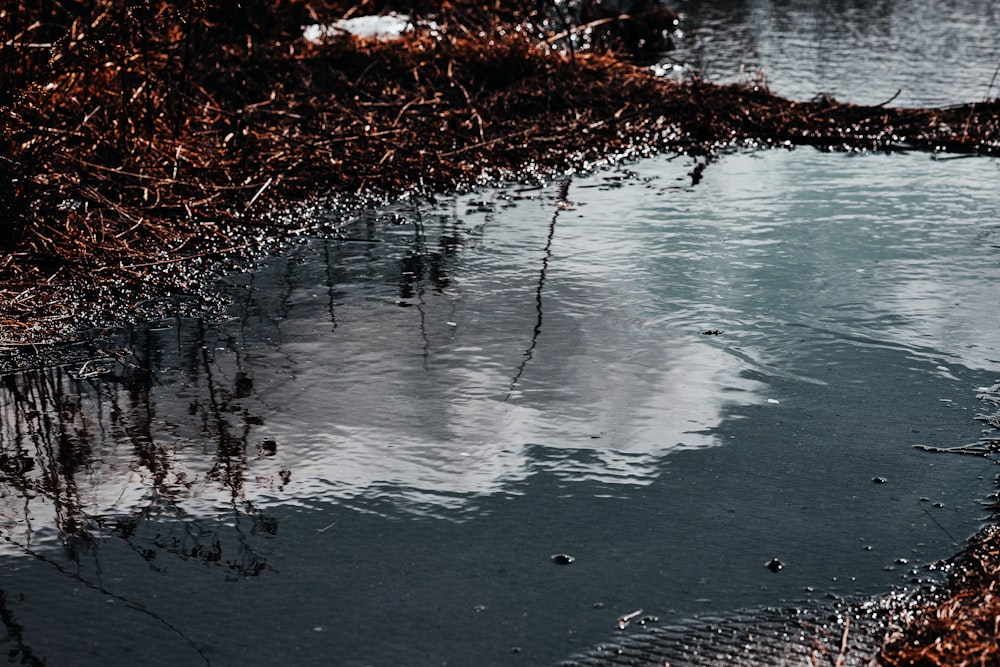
[616,608,643,630]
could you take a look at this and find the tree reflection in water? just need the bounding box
[0,332,281,581]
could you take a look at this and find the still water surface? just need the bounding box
[2,150,999,665]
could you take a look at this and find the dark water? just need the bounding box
[4,4,1000,666]
[3,150,999,666]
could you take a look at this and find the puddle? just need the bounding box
[6,1,1000,663]
[2,149,1000,665]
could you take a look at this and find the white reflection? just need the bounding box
[877,275,1000,374]
[4,150,998,550]
[244,166,766,512]
[254,323,762,510]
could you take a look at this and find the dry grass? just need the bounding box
[880,525,1000,667]
[1,0,999,344]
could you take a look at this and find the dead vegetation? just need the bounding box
[3,1,1000,343]
[879,525,1000,667]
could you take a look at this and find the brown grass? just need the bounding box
[1,0,999,344]
[880,525,1000,667]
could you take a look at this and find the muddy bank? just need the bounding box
[3,0,1000,346]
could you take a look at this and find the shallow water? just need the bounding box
[5,2,1000,664]
[2,149,1000,665]
[669,0,1000,106]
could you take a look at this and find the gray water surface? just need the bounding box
[2,149,999,665]
[669,0,1000,106]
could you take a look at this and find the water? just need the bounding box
[5,3,1000,665]
[3,150,999,665]
[669,0,1000,106]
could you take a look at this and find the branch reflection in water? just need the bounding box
[506,177,570,401]
[200,176,763,515]
[0,339,282,578]
[1,166,764,567]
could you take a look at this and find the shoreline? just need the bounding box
[3,1,1000,346]
[2,2,1000,663]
